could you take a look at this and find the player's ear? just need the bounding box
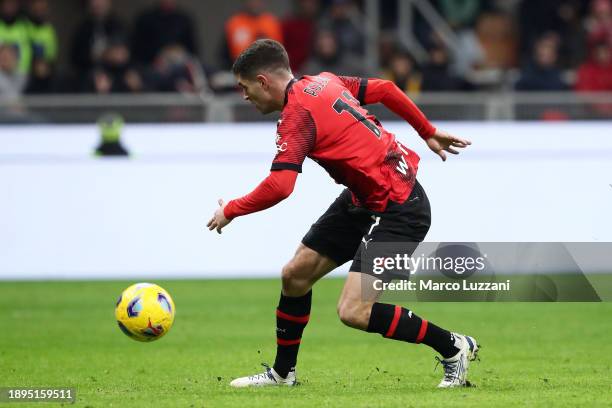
[255,74,269,89]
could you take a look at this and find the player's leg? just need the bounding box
[270,188,370,382]
[272,243,337,379]
[337,271,478,387]
[280,243,337,297]
[337,271,462,354]
[272,188,370,380]
[231,189,362,388]
[336,180,479,387]
[336,270,381,330]
[230,244,336,387]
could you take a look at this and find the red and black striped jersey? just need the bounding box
[224,72,435,219]
[271,72,433,212]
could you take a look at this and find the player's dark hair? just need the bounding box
[232,39,291,79]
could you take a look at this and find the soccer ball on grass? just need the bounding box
[115,283,175,342]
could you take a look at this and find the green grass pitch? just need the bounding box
[1,278,611,407]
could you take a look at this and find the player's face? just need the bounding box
[236,75,276,114]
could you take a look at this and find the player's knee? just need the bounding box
[281,262,309,295]
[337,300,366,329]
[281,263,295,286]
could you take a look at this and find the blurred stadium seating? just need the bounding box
[0,0,611,123]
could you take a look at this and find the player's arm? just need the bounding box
[225,169,298,218]
[338,75,435,139]
[206,170,298,234]
[337,75,472,160]
[207,105,314,234]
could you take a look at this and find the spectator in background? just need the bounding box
[144,44,207,94]
[421,45,473,91]
[0,43,26,98]
[475,11,518,70]
[83,35,143,94]
[555,0,587,68]
[575,40,612,116]
[382,50,421,94]
[223,0,282,66]
[426,0,484,79]
[449,10,517,87]
[25,0,57,93]
[449,21,485,77]
[0,0,31,75]
[282,0,320,72]
[519,0,563,57]
[71,0,126,79]
[575,40,612,91]
[377,31,401,72]
[302,29,365,76]
[585,0,612,50]
[318,0,364,55]
[519,0,587,68]
[131,0,197,65]
[515,33,568,91]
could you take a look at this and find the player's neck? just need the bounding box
[273,75,295,111]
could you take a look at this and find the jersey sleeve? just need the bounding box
[223,170,298,219]
[336,75,435,139]
[271,104,316,173]
[336,76,368,105]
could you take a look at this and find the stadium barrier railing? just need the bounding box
[1,92,612,124]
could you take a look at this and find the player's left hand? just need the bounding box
[206,199,231,234]
[426,129,471,161]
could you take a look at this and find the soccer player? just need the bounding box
[207,39,478,388]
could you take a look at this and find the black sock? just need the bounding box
[366,302,460,358]
[273,290,311,378]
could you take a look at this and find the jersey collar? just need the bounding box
[283,78,298,107]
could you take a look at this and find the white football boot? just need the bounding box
[230,364,296,388]
[436,333,479,388]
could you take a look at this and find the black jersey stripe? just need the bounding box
[271,162,302,172]
[357,77,368,105]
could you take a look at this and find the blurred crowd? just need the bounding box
[1,0,612,99]
[0,0,206,96]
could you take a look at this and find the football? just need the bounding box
[115,283,175,342]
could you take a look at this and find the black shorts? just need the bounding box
[302,180,431,276]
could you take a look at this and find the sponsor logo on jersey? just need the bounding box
[276,134,288,152]
[395,141,411,175]
[303,76,330,97]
